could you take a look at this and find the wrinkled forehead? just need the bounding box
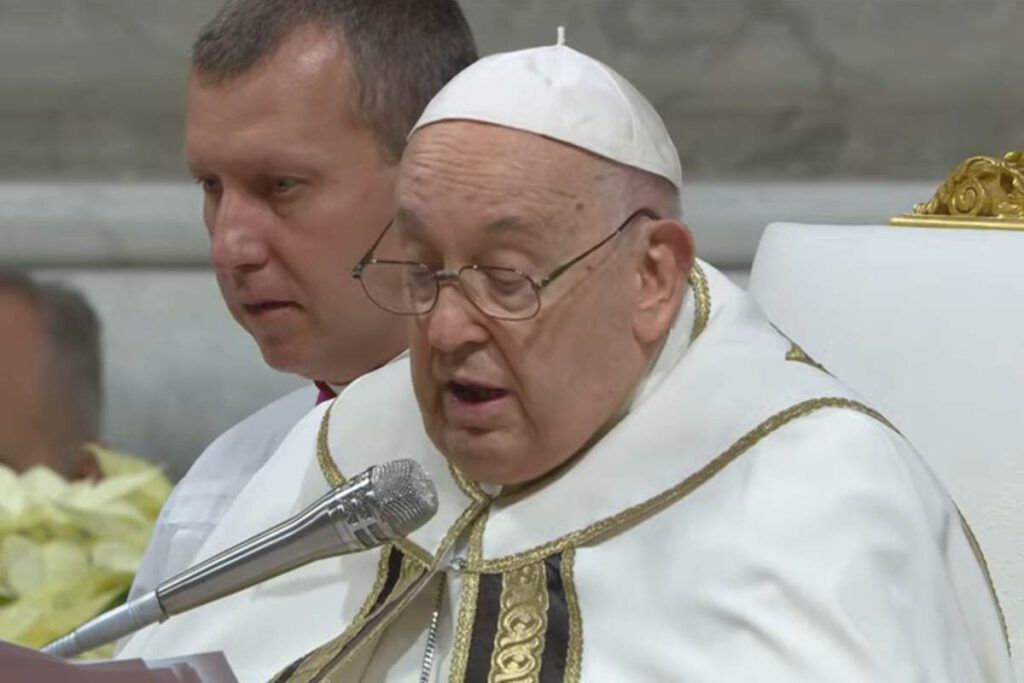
[397,121,609,244]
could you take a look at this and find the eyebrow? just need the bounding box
[185,162,207,179]
[394,207,426,235]
[482,214,534,233]
[185,145,328,180]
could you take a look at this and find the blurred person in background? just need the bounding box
[0,268,170,654]
[0,268,102,479]
[123,0,477,608]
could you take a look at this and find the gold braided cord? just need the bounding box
[318,566,431,681]
[315,504,487,680]
[316,403,343,488]
[448,511,489,682]
[315,406,435,568]
[395,551,422,597]
[394,536,435,570]
[784,341,829,373]
[468,398,897,573]
[688,262,711,342]
[434,500,489,568]
[276,545,397,682]
[450,460,489,504]
[956,507,1011,655]
[561,548,583,683]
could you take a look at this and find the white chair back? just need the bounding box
[749,222,1024,668]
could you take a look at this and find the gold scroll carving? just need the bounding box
[891,151,1024,230]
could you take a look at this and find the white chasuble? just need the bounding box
[124,262,1013,683]
[127,385,318,603]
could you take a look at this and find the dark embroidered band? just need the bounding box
[457,550,579,682]
[539,553,570,681]
[465,571,504,680]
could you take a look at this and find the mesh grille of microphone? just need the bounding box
[371,459,439,536]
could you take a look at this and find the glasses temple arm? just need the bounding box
[537,209,656,288]
[353,219,396,274]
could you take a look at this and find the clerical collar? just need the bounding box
[314,381,340,405]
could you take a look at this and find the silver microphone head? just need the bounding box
[370,459,439,536]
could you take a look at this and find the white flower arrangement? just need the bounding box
[0,445,171,657]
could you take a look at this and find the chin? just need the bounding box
[441,435,538,486]
[257,340,315,379]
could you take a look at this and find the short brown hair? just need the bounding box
[192,0,477,161]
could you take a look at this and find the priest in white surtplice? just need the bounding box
[120,34,1014,683]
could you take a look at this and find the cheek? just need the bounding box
[517,347,580,446]
[410,332,439,411]
[293,194,388,290]
[274,225,352,297]
[517,306,632,441]
[214,271,242,312]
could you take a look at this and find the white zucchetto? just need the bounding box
[411,28,683,189]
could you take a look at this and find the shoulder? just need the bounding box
[729,403,952,556]
[177,385,318,487]
[681,406,1004,679]
[133,385,320,594]
[749,404,936,503]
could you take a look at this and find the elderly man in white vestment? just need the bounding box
[122,0,477,604]
[124,38,1014,683]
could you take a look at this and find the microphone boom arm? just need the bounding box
[42,462,434,658]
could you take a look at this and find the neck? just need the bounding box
[317,345,406,386]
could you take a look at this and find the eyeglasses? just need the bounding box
[352,208,659,321]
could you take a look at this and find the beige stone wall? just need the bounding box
[2,0,1020,181]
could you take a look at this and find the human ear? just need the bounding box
[632,220,695,345]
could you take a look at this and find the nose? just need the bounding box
[207,190,271,273]
[421,283,490,353]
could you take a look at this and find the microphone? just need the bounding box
[42,458,437,658]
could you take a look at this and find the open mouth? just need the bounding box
[448,381,508,404]
[243,301,296,315]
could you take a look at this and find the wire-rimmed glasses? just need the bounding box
[352,208,659,321]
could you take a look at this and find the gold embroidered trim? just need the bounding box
[468,398,896,573]
[450,460,489,504]
[395,549,422,597]
[277,545,396,682]
[771,324,828,374]
[488,561,549,683]
[316,560,431,681]
[317,402,343,487]
[688,261,711,342]
[315,406,435,568]
[448,511,489,682]
[312,504,487,681]
[956,508,1011,655]
[785,341,828,373]
[394,535,434,570]
[436,500,489,568]
[366,546,398,622]
[561,548,583,683]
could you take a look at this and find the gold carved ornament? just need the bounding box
[891,151,1024,230]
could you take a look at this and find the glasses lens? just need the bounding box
[359,262,436,314]
[460,267,538,320]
